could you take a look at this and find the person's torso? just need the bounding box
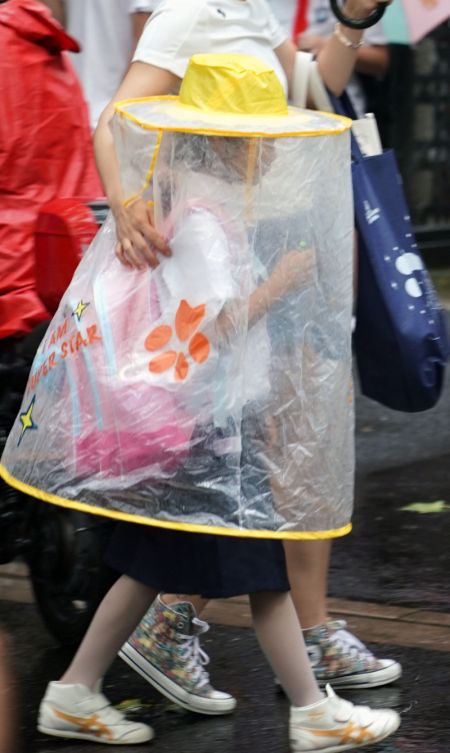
[139,0,288,92]
[306,0,387,116]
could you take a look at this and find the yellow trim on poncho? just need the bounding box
[0,463,352,541]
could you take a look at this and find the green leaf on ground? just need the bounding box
[115,699,142,711]
[115,698,156,712]
[400,500,450,514]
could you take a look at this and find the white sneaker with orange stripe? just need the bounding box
[290,684,400,752]
[38,682,153,745]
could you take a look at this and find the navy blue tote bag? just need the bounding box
[332,94,450,412]
[353,144,449,411]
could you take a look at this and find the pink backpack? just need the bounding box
[69,253,198,478]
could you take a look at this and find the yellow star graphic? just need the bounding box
[72,300,90,322]
[18,396,38,446]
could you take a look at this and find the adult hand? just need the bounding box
[114,199,171,269]
[341,0,392,22]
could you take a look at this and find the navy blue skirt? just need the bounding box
[106,408,289,598]
[105,523,289,598]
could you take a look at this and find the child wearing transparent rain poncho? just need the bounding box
[1,53,399,750]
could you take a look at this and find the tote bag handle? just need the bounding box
[292,57,382,158]
[291,51,334,111]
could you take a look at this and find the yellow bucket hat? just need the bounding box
[116,53,351,138]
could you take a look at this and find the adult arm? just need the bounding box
[276,0,391,96]
[94,0,205,269]
[94,62,179,268]
[314,0,391,94]
[299,35,390,77]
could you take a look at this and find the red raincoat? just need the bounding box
[0,0,103,339]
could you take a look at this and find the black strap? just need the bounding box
[330,0,386,29]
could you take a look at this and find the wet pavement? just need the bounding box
[330,339,450,611]
[1,315,450,752]
[0,601,449,753]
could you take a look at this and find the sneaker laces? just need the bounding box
[178,617,211,690]
[327,620,376,663]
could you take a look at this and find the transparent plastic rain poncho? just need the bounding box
[1,102,355,539]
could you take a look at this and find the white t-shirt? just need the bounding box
[133,0,288,93]
[157,173,271,412]
[65,0,160,128]
[306,0,387,116]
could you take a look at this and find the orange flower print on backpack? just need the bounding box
[145,300,210,382]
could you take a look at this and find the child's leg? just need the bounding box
[249,591,322,707]
[249,590,400,749]
[118,592,236,715]
[284,539,331,628]
[61,575,157,689]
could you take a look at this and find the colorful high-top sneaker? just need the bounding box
[304,620,402,689]
[290,683,400,752]
[119,595,236,715]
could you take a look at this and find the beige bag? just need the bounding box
[291,51,382,156]
[291,51,332,111]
